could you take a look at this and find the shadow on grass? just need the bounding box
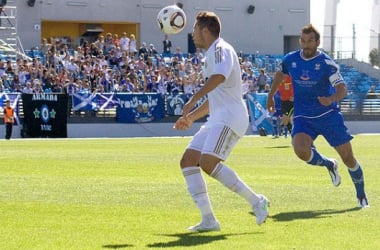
[270,207,362,222]
[146,232,255,248]
[264,145,292,149]
[102,244,134,249]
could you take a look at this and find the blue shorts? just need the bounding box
[292,110,353,147]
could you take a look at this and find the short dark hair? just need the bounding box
[196,11,221,37]
[301,24,320,41]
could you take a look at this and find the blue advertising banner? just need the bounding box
[116,93,165,123]
[166,94,188,115]
[246,93,272,134]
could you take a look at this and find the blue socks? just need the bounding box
[307,148,366,199]
[348,163,366,198]
[307,148,334,169]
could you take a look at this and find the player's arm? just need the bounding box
[266,70,285,113]
[173,100,209,130]
[182,74,225,116]
[318,64,347,106]
[318,82,347,106]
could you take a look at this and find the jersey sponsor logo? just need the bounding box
[300,70,310,81]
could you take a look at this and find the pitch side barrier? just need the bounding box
[1,92,379,138]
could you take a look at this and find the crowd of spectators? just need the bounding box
[0,32,272,97]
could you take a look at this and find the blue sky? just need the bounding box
[311,0,373,62]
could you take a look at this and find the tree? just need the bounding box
[369,48,379,67]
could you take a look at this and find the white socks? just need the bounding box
[211,162,261,206]
[182,166,217,224]
[182,163,261,224]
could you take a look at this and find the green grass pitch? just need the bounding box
[0,135,378,249]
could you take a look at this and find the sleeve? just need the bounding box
[280,55,289,75]
[324,58,344,86]
[213,45,233,79]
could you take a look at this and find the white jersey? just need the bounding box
[203,38,249,136]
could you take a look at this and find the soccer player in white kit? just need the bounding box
[174,11,269,232]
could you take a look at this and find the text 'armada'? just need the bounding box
[32,94,58,101]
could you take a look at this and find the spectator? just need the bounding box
[173,47,184,62]
[33,80,44,93]
[0,79,7,92]
[94,35,105,52]
[21,81,32,93]
[148,43,159,58]
[0,59,5,79]
[242,56,253,70]
[113,34,120,48]
[129,34,137,57]
[5,60,14,76]
[120,32,130,55]
[256,69,268,92]
[119,76,134,92]
[366,85,378,99]
[104,33,114,53]
[162,34,172,56]
[40,38,51,63]
[89,43,100,57]
[138,42,148,59]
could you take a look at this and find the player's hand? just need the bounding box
[317,96,333,106]
[266,97,275,113]
[173,116,193,130]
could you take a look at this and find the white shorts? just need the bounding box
[187,124,241,161]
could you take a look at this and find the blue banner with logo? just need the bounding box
[166,94,188,115]
[116,93,165,123]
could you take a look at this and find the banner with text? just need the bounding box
[116,93,165,123]
[22,93,68,138]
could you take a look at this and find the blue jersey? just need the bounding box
[281,50,345,118]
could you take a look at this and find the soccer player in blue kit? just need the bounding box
[267,24,369,208]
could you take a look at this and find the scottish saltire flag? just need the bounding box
[72,92,120,111]
[0,93,21,125]
[97,92,119,110]
[246,93,272,134]
[71,92,98,111]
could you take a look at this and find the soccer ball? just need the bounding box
[157,5,186,34]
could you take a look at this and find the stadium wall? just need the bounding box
[12,0,310,55]
[2,121,380,139]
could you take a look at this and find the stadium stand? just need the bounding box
[2,46,380,120]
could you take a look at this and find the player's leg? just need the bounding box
[180,127,219,232]
[5,123,11,139]
[292,118,340,186]
[271,117,279,138]
[334,142,369,208]
[201,125,269,225]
